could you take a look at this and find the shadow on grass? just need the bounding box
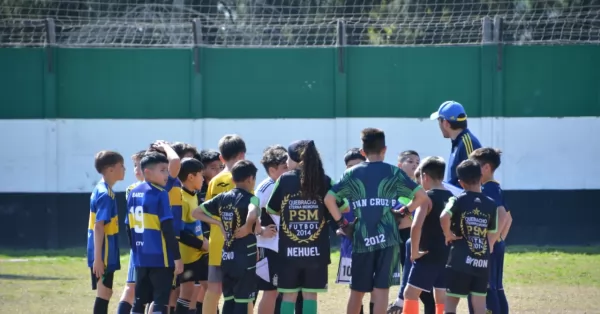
[0,274,76,281]
[506,245,600,255]
[0,247,87,258]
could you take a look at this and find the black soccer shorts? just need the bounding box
[90,269,114,290]
[134,267,175,306]
[180,255,209,283]
[257,248,279,291]
[222,269,258,303]
[350,245,399,292]
[445,268,488,298]
[277,262,328,293]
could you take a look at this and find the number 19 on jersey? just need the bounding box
[129,206,145,233]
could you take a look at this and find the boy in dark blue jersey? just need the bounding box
[402,157,453,314]
[440,160,506,314]
[88,150,125,314]
[325,128,431,314]
[127,152,184,314]
[193,160,260,314]
[470,148,512,314]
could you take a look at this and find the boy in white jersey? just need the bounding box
[117,150,146,314]
[256,145,288,314]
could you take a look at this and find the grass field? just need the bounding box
[1,246,599,314]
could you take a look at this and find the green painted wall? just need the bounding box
[1,46,599,119]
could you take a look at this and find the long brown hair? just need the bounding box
[298,140,326,198]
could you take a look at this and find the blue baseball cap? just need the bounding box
[429,101,467,122]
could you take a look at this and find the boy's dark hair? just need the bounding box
[419,156,445,181]
[441,117,468,131]
[469,147,502,171]
[131,150,147,161]
[172,142,198,159]
[344,148,365,165]
[140,152,169,170]
[231,160,258,183]
[198,149,221,164]
[178,157,205,182]
[94,150,124,174]
[298,140,326,198]
[361,128,386,155]
[260,145,288,173]
[456,159,482,186]
[398,150,419,162]
[218,135,247,161]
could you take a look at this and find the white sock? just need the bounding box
[394,297,403,307]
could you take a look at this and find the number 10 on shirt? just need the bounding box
[129,206,145,233]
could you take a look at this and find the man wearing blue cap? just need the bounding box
[430,101,481,190]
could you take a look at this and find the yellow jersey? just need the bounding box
[204,170,254,266]
[180,188,207,264]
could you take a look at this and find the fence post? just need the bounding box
[482,16,493,44]
[190,19,204,119]
[336,19,346,73]
[493,16,504,71]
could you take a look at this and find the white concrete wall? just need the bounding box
[1,118,598,193]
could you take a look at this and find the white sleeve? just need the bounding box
[258,184,274,209]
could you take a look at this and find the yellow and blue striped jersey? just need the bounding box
[87,181,121,271]
[166,176,183,237]
[180,188,207,264]
[126,182,175,267]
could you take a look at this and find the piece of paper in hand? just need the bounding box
[256,257,270,282]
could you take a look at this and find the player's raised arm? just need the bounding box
[153,140,181,178]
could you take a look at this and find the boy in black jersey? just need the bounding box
[193,160,260,314]
[440,160,506,314]
[267,140,347,314]
[402,157,453,314]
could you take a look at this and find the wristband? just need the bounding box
[398,206,409,217]
[336,217,349,228]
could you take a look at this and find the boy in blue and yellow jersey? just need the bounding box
[149,141,196,313]
[203,135,250,314]
[127,152,184,314]
[87,150,125,314]
[440,160,506,314]
[176,158,209,314]
[470,148,512,314]
[193,160,260,314]
[117,150,147,314]
[325,128,430,314]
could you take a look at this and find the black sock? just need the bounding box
[445,312,456,314]
[234,302,247,314]
[170,306,176,314]
[195,302,203,314]
[223,299,235,314]
[117,301,133,314]
[369,302,375,314]
[359,305,364,314]
[176,299,191,314]
[93,297,109,314]
[131,301,146,314]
